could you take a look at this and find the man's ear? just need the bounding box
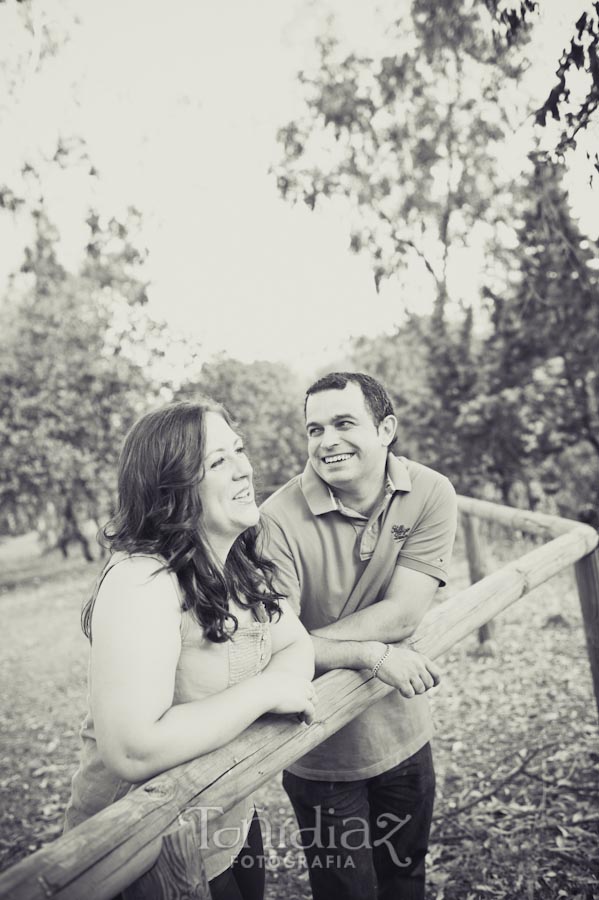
[379,415,398,447]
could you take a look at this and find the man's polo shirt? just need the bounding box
[260,453,457,781]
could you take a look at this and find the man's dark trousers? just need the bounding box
[283,743,435,900]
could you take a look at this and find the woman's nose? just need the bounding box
[233,453,252,478]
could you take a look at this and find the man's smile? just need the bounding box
[322,453,355,464]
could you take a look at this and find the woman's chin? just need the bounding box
[237,503,260,532]
[247,504,261,527]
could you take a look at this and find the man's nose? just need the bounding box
[321,427,339,448]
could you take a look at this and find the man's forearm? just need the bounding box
[312,635,386,676]
[311,598,418,645]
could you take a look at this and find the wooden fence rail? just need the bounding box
[1,496,597,900]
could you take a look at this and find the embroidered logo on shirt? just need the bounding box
[391,524,411,541]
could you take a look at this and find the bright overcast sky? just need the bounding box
[1,0,596,375]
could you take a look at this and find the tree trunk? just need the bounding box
[62,498,94,562]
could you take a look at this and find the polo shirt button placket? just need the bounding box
[363,522,376,555]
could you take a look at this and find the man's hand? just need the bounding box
[375,646,441,698]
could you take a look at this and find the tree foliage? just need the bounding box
[274,0,526,304]
[0,0,79,212]
[0,207,158,553]
[485,1,599,168]
[461,154,599,512]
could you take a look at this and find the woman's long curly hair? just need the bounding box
[82,399,283,642]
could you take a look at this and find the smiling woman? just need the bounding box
[198,412,262,562]
[63,399,315,900]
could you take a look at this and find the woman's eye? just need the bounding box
[210,457,225,469]
[235,446,245,455]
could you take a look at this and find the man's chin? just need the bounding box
[316,463,354,484]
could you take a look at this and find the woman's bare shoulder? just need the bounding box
[97,555,181,612]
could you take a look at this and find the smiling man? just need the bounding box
[260,371,458,900]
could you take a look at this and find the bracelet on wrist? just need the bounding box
[371,644,391,679]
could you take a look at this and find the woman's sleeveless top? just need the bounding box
[63,553,273,881]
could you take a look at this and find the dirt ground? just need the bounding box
[1,528,598,899]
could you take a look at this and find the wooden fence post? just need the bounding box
[123,817,211,900]
[574,546,599,721]
[461,511,496,651]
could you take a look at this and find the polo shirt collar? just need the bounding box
[301,453,412,516]
[301,459,338,515]
[386,453,412,493]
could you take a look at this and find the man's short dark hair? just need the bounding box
[305,372,397,447]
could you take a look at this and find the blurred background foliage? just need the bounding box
[1,0,599,557]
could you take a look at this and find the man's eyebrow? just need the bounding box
[306,414,357,429]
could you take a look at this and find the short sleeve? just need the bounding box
[259,515,302,615]
[396,476,458,586]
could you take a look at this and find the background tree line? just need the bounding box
[1,0,598,556]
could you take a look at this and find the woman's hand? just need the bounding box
[264,671,317,725]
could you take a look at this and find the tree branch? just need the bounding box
[443,743,558,818]
[378,209,441,288]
